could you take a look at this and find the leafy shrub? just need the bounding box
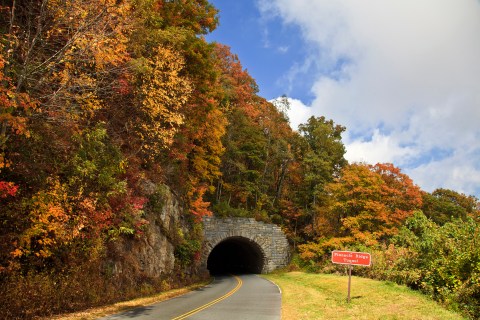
[212,201,251,218]
[298,211,480,319]
[371,212,480,319]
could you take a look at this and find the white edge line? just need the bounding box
[257,274,282,294]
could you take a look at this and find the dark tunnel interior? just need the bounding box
[207,237,264,275]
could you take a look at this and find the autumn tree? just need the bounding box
[298,116,347,205]
[121,1,224,218]
[371,163,424,227]
[2,0,132,121]
[145,0,218,35]
[0,47,37,270]
[0,0,196,270]
[277,116,347,241]
[209,44,297,222]
[274,132,307,248]
[0,47,36,177]
[207,44,263,214]
[132,45,192,163]
[421,188,480,225]
[0,0,135,206]
[169,41,227,218]
[316,162,422,246]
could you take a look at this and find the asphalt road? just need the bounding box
[100,274,281,320]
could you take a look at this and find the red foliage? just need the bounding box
[0,181,18,198]
[131,196,148,210]
[116,77,132,95]
[193,250,201,262]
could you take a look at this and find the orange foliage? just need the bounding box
[189,185,212,219]
[167,42,228,217]
[15,179,74,258]
[371,163,423,225]
[214,44,260,119]
[319,163,422,245]
[45,0,133,121]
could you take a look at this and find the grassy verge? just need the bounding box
[263,271,465,320]
[45,280,211,320]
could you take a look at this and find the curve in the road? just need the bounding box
[100,274,280,320]
[171,275,242,320]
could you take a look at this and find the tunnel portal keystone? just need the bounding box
[202,217,290,273]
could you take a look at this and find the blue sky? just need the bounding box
[206,0,480,198]
[206,0,315,103]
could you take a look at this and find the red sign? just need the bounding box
[332,250,371,266]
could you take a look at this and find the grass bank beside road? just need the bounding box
[263,271,465,320]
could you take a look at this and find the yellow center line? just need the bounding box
[171,275,243,320]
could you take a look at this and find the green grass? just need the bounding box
[263,271,465,320]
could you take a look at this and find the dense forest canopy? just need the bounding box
[0,0,479,319]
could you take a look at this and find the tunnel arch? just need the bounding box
[207,236,266,274]
[202,217,290,274]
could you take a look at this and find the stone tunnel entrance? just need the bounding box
[202,217,290,274]
[207,236,265,274]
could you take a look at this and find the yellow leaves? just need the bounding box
[139,46,192,116]
[135,46,192,160]
[45,0,133,121]
[80,32,130,70]
[186,105,227,186]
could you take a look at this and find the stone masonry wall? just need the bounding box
[202,217,290,273]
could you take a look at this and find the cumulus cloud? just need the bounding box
[259,0,480,196]
[285,98,313,130]
[345,129,417,165]
[408,151,480,195]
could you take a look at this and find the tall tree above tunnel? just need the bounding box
[298,116,347,205]
[96,0,224,218]
[289,116,347,240]
[209,44,296,221]
[167,39,227,218]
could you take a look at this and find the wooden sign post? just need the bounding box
[331,250,372,303]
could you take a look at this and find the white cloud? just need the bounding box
[285,98,312,131]
[407,152,480,194]
[345,129,416,165]
[259,0,480,196]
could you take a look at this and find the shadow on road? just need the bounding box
[104,306,153,318]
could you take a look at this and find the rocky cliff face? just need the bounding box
[108,183,186,280]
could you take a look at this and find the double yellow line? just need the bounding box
[172,275,243,320]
